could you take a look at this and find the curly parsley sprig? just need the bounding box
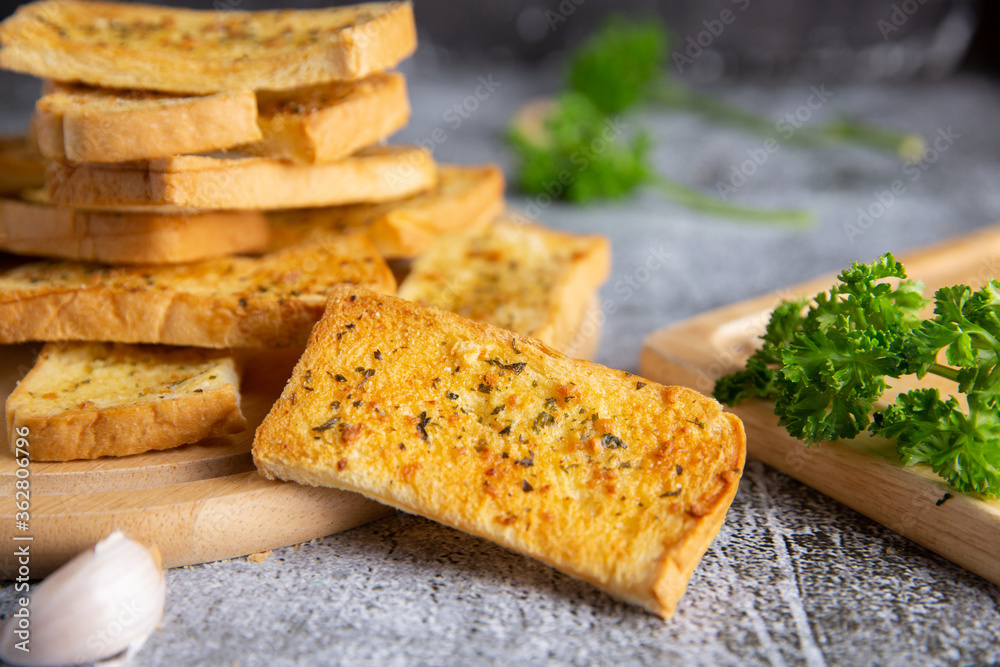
[567,16,925,161]
[507,16,924,221]
[508,92,812,224]
[714,253,1000,498]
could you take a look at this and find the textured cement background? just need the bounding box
[2,42,1000,666]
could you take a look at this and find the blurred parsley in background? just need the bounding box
[507,16,926,223]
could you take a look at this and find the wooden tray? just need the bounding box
[640,225,1000,587]
[0,346,396,578]
[0,302,602,578]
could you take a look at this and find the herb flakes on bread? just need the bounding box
[0,0,417,94]
[253,287,746,618]
[6,342,246,461]
[398,218,610,352]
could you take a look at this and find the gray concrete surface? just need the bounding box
[2,48,1000,666]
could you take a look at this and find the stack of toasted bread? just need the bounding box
[0,0,745,619]
[0,1,512,265]
[0,0,502,460]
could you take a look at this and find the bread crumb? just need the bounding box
[451,340,482,365]
[247,550,273,564]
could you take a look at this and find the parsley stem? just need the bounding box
[816,119,927,162]
[651,81,924,160]
[650,176,814,226]
[652,83,784,141]
[927,362,962,383]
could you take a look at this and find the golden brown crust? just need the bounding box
[0,196,269,263]
[45,146,437,210]
[0,1,417,94]
[267,164,504,258]
[34,84,262,163]
[44,145,438,211]
[253,287,746,617]
[398,218,611,352]
[247,72,411,163]
[34,73,409,164]
[366,198,503,260]
[6,342,246,461]
[0,236,396,348]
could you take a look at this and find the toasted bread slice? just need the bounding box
[45,145,437,211]
[246,72,410,164]
[0,1,417,94]
[6,342,246,461]
[0,195,269,264]
[398,218,610,353]
[268,164,505,258]
[0,235,395,348]
[253,287,747,618]
[34,73,409,164]
[33,84,261,163]
[0,135,46,195]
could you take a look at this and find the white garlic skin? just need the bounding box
[0,532,166,667]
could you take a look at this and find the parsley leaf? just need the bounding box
[713,298,808,405]
[714,252,924,424]
[566,16,925,160]
[775,326,904,442]
[507,16,923,222]
[876,389,1000,496]
[568,17,668,115]
[715,253,1000,498]
[507,93,651,203]
[508,93,812,223]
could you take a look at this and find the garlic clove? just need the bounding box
[0,532,166,667]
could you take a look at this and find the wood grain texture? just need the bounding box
[0,470,395,577]
[0,344,393,577]
[639,224,1000,586]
